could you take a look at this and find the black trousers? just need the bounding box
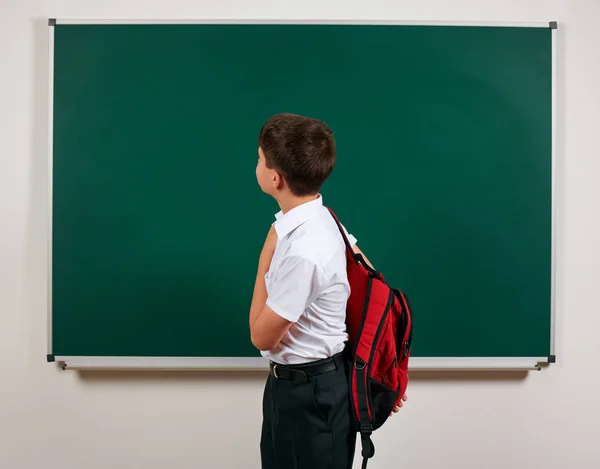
[260,353,357,469]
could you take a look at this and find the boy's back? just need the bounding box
[262,195,357,365]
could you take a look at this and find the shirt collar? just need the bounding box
[273,195,323,239]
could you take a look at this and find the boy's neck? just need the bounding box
[277,193,320,215]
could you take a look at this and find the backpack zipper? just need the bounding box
[390,288,412,366]
[353,275,373,355]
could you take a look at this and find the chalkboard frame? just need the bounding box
[46,18,558,371]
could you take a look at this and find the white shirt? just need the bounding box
[261,195,357,365]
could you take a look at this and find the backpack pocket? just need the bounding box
[368,290,402,430]
[371,320,400,392]
[369,377,399,430]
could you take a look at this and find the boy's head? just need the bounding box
[256,113,336,198]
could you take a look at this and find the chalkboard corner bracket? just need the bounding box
[47,354,69,370]
[534,355,556,371]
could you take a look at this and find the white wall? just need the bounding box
[1,0,599,468]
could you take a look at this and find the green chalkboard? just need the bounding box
[50,22,553,364]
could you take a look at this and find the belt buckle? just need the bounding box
[271,363,307,382]
[295,369,308,383]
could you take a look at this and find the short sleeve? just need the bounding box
[265,256,321,323]
[341,224,357,247]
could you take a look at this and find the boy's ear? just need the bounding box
[272,170,284,191]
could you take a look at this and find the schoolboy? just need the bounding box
[249,113,404,469]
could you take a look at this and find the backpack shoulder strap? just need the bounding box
[326,207,382,279]
[326,207,356,257]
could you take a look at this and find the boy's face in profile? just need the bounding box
[256,146,280,197]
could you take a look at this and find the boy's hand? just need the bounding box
[390,393,408,416]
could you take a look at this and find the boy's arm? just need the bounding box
[352,244,375,270]
[249,228,294,351]
[249,227,276,328]
[250,305,294,351]
[250,228,322,352]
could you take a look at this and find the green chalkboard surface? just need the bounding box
[49,22,554,366]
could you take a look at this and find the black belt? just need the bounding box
[269,352,344,383]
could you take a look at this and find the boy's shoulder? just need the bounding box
[284,212,346,269]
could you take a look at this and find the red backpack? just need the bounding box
[328,208,413,469]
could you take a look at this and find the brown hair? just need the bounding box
[258,113,336,196]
